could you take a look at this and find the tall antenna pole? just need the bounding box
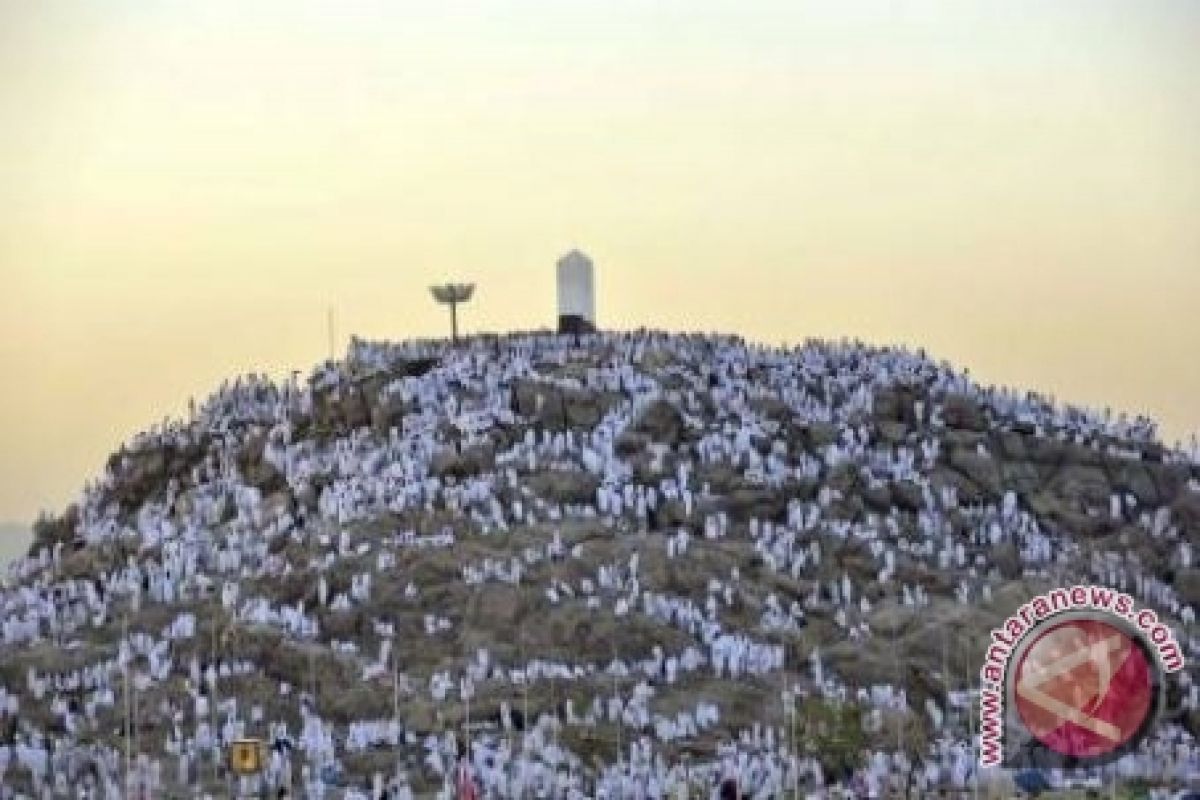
[429,283,475,345]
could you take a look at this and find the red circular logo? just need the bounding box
[1013,617,1156,759]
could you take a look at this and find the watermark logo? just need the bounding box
[1012,616,1156,760]
[978,586,1183,767]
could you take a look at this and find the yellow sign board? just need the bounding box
[229,738,264,775]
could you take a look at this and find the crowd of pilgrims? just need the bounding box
[0,329,1197,798]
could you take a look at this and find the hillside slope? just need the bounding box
[5,330,1199,797]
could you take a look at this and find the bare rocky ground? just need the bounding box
[6,332,1199,797]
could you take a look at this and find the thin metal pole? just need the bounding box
[791,701,798,800]
[789,644,798,800]
[393,653,400,728]
[780,646,796,800]
[520,623,529,756]
[212,621,220,788]
[613,639,622,769]
[133,673,139,777]
[968,679,979,800]
[450,302,459,344]
[123,616,131,794]
[942,624,950,798]
[893,618,903,754]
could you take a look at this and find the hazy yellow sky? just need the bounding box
[1,1,1198,523]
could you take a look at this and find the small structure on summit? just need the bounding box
[556,250,596,334]
[430,282,475,344]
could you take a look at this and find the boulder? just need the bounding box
[238,432,286,494]
[1048,464,1112,509]
[940,393,988,432]
[807,422,840,449]
[512,380,616,430]
[877,421,908,445]
[1026,491,1110,539]
[995,431,1029,460]
[863,484,893,513]
[614,431,651,457]
[261,490,294,521]
[311,383,371,436]
[1106,461,1160,506]
[948,448,1002,498]
[825,463,861,495]
[724,487,788,523]
[1183,709,1200,743]
[1174,568,1200,606]
[928,465,986,506]
[1170,489,1200,535]
[29,506,79,555]
[631,399,686,445]
[106,439,207,512]
[430,445,493,479]
[991,543,1022,580]
[1016,434,1071,466]
[871,387,904,422]
[998,460,1045,496]
[890,481,925,514]
[527,470,600,505]
[369,391,406,435]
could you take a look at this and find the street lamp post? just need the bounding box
[430,283,475,344]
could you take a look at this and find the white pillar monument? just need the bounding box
[556,249,596,334]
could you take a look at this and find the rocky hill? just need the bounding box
[4,330,1199,797]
